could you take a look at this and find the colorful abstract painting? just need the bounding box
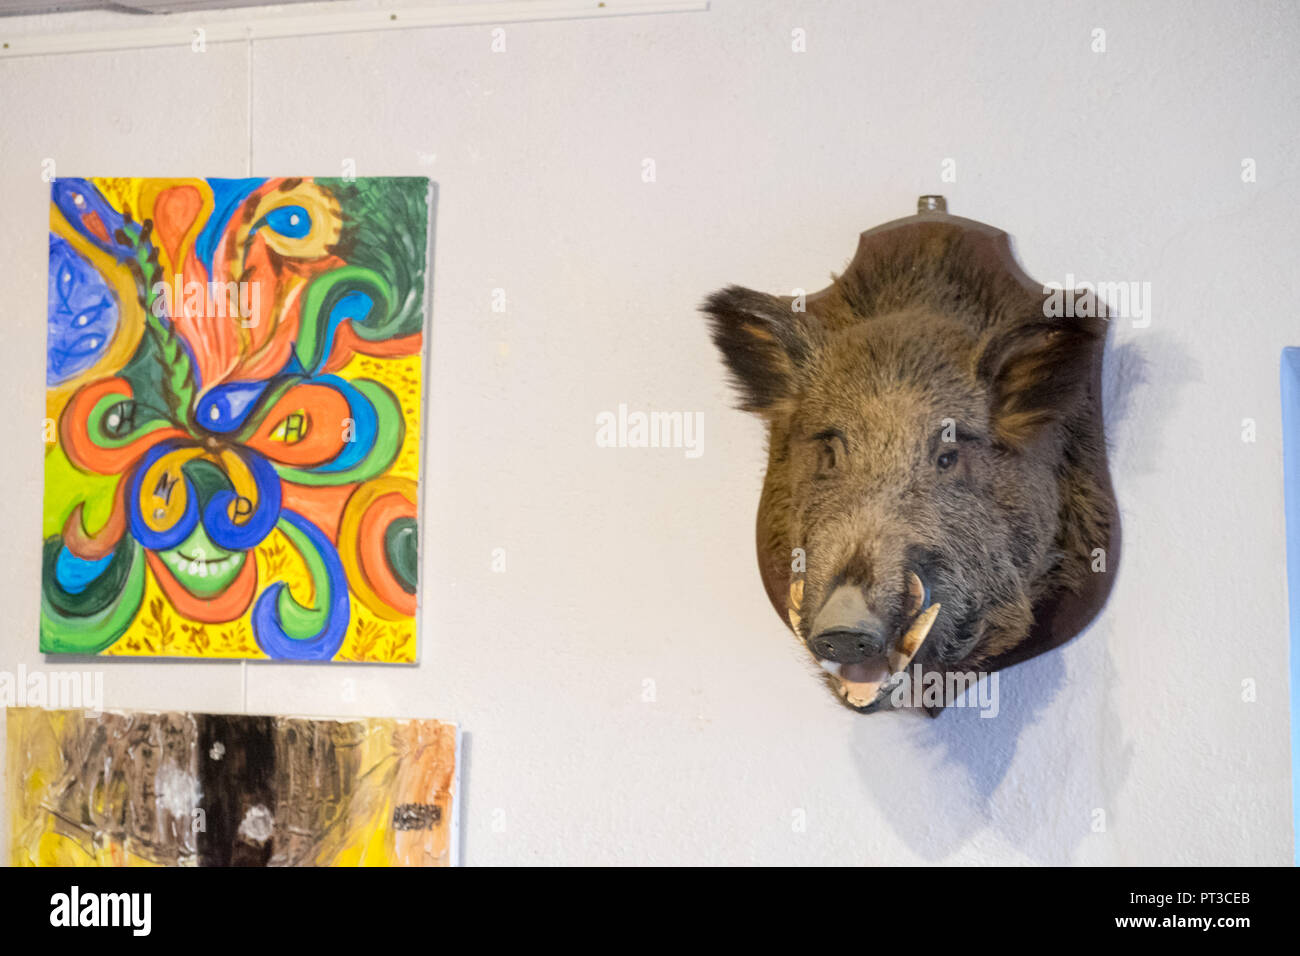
[41,177,430,661]
[8,707,460,866]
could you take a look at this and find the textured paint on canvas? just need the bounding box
[7,707,459,866]
[41,176,430,661]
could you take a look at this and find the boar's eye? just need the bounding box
[937,449,958,471]
[811,428,845,476]
[818,442,837,473]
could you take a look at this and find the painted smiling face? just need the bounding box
[155,460,251,597]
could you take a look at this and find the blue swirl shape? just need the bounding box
[54,546,113,595]
[127,440,200,551]
[195,178,262,273]
[195,380,271,434]
[251,509,349,661]
[202,447,282,551]
[301,289,374,376]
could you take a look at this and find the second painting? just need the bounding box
[42,176,431,662]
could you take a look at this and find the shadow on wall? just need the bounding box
[850,636,1131,863]
[847,334,1185,863]
[850,646,1067,862]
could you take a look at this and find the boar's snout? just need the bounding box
[805,563,936,708]
[808,586,887,663]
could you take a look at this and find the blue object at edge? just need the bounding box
[1277,348,1300,865]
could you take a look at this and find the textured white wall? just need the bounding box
[0,0,1295,865]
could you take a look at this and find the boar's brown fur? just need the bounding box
[704,216,1116,710]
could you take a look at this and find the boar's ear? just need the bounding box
[702,285,812,416]
[977,316,1101,448]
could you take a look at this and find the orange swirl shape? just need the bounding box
[61,378,186,475]
[339,477,417,619]
[62,476,129,561]
[145,548,259,622]
[319,326,424,375]
[242,383,351,467]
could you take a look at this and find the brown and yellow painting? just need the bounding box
[7,707,459,867]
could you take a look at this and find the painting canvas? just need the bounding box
[7,707,460,866]
[41,176,430,661]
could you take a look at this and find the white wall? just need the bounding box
[0,0,1295,865]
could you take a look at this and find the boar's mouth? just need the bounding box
[814,569,942,714]
[787,566,946,713]
[835,602,941,712]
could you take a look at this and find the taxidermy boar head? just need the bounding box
[704,198,1117,714]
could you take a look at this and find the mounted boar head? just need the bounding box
[704,198,1117,714]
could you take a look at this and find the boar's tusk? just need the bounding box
[788,607,802,633]
[898,602,941,661]
[789,578,804,611]
[904,570,925,619]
